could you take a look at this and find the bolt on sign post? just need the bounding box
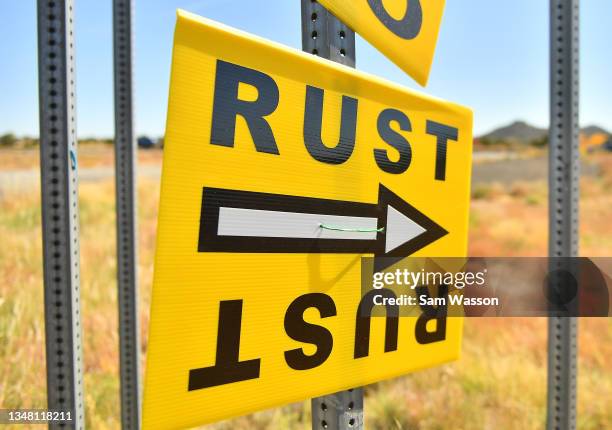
[142,10,472,429]
[36,0,86,428]
[316,0,446,86]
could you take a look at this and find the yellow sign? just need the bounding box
[143,10,472,429]
[317,0,446,86]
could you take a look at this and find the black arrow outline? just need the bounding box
[198,185,448,260]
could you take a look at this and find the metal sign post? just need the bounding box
[301,2,363,429]
[113,0,141,428]
[547,1,579,429]
[37,0,85,428]
[301,0,355,67]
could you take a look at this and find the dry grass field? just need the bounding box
[0,148,610,429]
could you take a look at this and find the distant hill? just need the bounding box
[479,121,610,145]
[581,125,610,137]
[480,121,547,143]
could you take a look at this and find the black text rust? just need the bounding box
[210,60,459,181]
[187,287,447,391]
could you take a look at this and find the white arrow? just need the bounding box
[198,184,448,260]
[217,204,428,253]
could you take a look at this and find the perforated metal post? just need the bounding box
[301,2,363,429]
[37,0,85,428]
[301,0,355,67]
[113,0,141,428]
[547,1,579,429]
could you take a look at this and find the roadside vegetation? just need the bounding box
[0,149,610,429]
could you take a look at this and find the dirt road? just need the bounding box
[0,155,600,197]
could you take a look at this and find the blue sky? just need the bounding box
[0,0,610,138]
